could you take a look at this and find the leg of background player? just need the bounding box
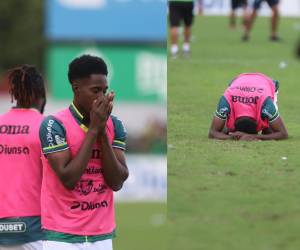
[170,27,179,57]
[270,4,279,41]
[242,8,257,41]
[182,26,191,55]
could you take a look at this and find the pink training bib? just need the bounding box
[224,73,275,132]
[0,109,44,218]
[41,108,116,235]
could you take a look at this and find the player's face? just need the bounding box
[74,74,108,118]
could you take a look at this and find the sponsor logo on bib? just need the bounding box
[0,222,26,233]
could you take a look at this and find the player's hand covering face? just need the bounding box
[89,91,114,135]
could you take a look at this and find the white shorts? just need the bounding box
[43,239,112,250]
[0,241,43,250]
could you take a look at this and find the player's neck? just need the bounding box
[73,101,90,126]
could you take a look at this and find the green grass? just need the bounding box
[114,202,166,250]
[168,16,300,250]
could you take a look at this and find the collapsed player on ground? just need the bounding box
[209,72,288,140]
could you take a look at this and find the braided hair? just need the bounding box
[7,64,45,108]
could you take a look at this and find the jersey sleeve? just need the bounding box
[228,77,237,86]
[39,116,69,154]
[111,115,127,151]
[273,79,279,92]
[215,96,230,120]
[261,97,280,123]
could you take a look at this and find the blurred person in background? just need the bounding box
[0,65,46,250]
[197,0,203,15]
[209,72,288,140]
[168,0,195,57]
[242,0,280,41]
[229,0,249,29]
[39,55,128,250]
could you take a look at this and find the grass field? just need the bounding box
[114,202,166,250]
[168,16,300,250]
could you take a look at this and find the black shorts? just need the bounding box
[169,1,194,27]
[253,0,279,9]
[231,0,247,10]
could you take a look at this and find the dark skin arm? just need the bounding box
[209,116,288,141]
[98,134,128,191]
[97,92,128,191]
[208,116,232,140]
[46,94,114,190]
[46,130,97,190]
[230,116,288,141]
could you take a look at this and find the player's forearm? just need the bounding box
[62,129,98,189]
[256,130,288,140]
[98,133,129,191]
[208,130,232,140]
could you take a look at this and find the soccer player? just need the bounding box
[209,72,288,140]
[229,0,248,29]
[39,55,128,250]
[242,0,280,41]
[196,0,204,15]
[0,65,46,250]
[168,0,195,57]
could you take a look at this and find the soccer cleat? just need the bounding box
[183,50,190,58]
[170,44,179,58]
[242,34,249,41]
[170,52,178,59]
[270,35,281,42]
[182,43,190,56]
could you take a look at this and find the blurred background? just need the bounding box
[0,1,167,250]
[194,0,299,16]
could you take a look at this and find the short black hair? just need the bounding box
[68,54,108,84]
[7,64,45,108]
[234,117,257,134]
